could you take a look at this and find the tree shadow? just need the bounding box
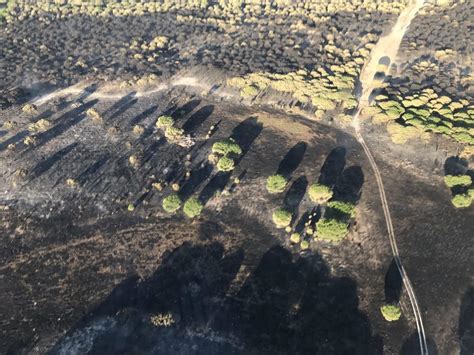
[29,142,78,179]
[334,165,365,203]
[384,259,402,304]
[178,161,214,201]
[318,146,346,188]
[276,141,307,179]
[51,243,382,354]
[171,99,201,120]
[198,171,232,205]
[75,154,110,186]
[0,130,29,151]
[284,175,308,215]
[77,83,98,102]
[444,156,468,176]
[28,99,98,150]
[459,287,474,355]
[229,117,263,160]
[181,105,214,134]
[129,105,159,126]
[104,92,136,117]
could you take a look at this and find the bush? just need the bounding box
[326,200,356,218]
[165,126,184,141]
[316,218,349,243]
[216,156,235,172]
[272,208,292,228]
[162,194,181,213]
[380,304,401,322]
[211,138,242,157]
[266,174,287,194]
[290,233,301,244]
[300,240,310,250]
[156,115,174,128]
[183,197,203,218]
[308,183,333,203]
[444,175,472,188]
[451,194,472,208]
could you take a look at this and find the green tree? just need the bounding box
[451,193,472,208]
[217,156,235,172]
[211,138,242,157]
[272,208,292,228]
[316,218,348,242]
[308,183,333,203]
[380,304,401,322]
[444,175,472,188]
[162,194,181,213]
[165,126,184,141]
[266,174,287,193]
[156,115,174,128]
[183,197,203,218]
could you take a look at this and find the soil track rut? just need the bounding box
[352,0,428,354]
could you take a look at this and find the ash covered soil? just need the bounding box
[0,85,471,354]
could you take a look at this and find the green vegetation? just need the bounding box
[326,200,356,218]
[308,183,333,203]
[216,156,235,172]
[451,194,472,208]
[162,194,181,213]
[266,175,287,194]
[380,304,401,322]
[156,115,174,129]
[211,138,242,157]
[272,208,292,228]
[290,233,301,244]
[165,126,184,142]
[316,218,349,243]
[444,175,472,188]
[300,240,310,250]
[183,197,203,218]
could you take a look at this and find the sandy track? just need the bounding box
[352,1,428,354]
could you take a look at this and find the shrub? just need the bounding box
[308,183,333,203]
[266,175,287,194]
[451,194,472,208]
[216,156,235,172]
[380,304,401,322]
[183,197,203,218]
[162,194,181,213]
[444,175,472,188]
[290,233,301,244]
[211,138,242,157]
[300,240,310,250]
[272,208,292,228]
[156,115,174,129]
[316,218,349,243]
[326,201,356,218]
[165,126,184,141]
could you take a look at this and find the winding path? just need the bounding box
[351,0,428,354]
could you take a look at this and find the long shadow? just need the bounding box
[76,154,110,185]
[0,130,29,151]
[109,97,138,123]
[171,99,201,120]
[198,171,232,205]
[50,243,381,354]
[30,142,78,178]
[27,100,98,150]
[178,162,214,201]
[129,105,159,126]
[181,105,214,133]
[284,175,308,215]
[384,258,402,304]
[229,117,263,160]
[104,92,136,117]
[276,141,307,179]
[459,287,474,355]
[0,131,6,138]
[318,146,346,187]
[76,83,98,102]
[444,156,468,176]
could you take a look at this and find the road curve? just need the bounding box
[351,0,428,354]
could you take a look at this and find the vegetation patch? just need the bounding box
[451,194,472,208]
[156,115,174,129]
[380,304,401,322]
[444,175,472,188]
[162,194,181,213]
[316,218,349,243]
[183,197,203,218]
[266,175,287,194]
[216,156,235,172]
[272,208,292,228]
[308,183,333,203]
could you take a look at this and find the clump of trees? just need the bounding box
[266,174,287,194]
[272,208,292,228]
[211,138,242,172]
[380,304,401,322]
[162,194,181,213]
[183,197,203,218]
